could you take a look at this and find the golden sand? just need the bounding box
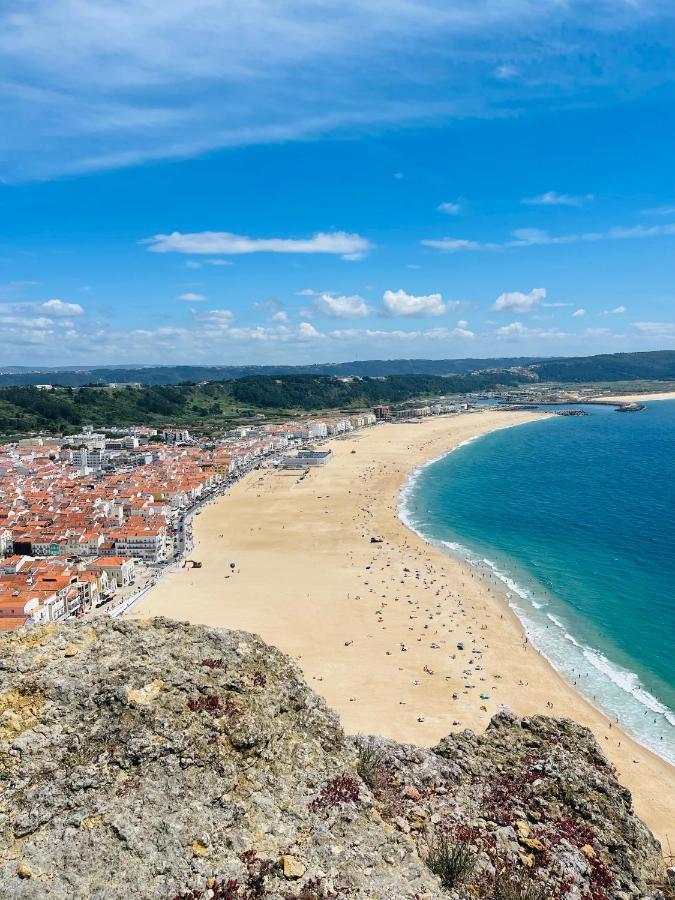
[132,409,674,845]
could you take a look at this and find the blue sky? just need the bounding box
[1,0,675,366]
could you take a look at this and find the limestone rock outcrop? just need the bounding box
[0,618,665,898]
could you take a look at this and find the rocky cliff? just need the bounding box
[0,618,666,899]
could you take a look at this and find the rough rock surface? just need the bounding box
[0,618,665,899]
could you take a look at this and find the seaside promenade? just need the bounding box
[131,407,675,846]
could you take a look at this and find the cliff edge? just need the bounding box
[0,618,665,899]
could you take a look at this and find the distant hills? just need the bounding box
[1,350,674,387]
[0,357,542,386]
[1,350,674,436]
[529,350,675,382]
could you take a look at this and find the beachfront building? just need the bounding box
[87,557,136,589]
[106,524,171,563]
[281,449,333,468]
[349,413,377,429]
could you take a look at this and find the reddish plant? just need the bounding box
[309,773,360,813]
[170,878,240,900]
[201,657,227,670]
[187,694,239,718]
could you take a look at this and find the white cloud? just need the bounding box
[508,228,576,247]
[437,201,461,215]
[271,310,289,323]
[177,292,206,302]
[522,191,595,207]
[584,327,613,337]
[631,321,675,338]
[496,321,569,339]
[253,299,281,313]
[612,305,626,314]
[328,325,473,341]
[452,322,475,338]
[492,287,546,313]
[312,292,370,319]
[298,322,322,339]
[144,230,372,260]
[641,206,675,216]
[421,237,499,252]
[423,221,675,253]
[494,64,519,81]
[572,308,586,317]
[603,224,675,240]
[39,299,85,317]
[198,308,235,327]
[382,289,447,317]
[185,258,233,269]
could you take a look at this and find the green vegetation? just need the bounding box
[354,738,388,791]
[530,350,675,383]
[0,357,540,386]
[425,837,476,890]
[2,350,674,387]
[0,372,520,437]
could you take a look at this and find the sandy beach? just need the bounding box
[595,390,675,403]
[131,409,674,846]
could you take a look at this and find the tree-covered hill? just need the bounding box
[0,371,521,436]
[1,350,674,387]
[530,350,675,382]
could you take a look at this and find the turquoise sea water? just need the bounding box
[401,401,675,762]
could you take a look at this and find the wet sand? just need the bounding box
[131,410,674,846]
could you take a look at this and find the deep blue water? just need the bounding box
[401,401,675,762]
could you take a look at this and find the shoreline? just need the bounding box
[130,409,674,845]
[593,390,675,404]
[397,420,675,767]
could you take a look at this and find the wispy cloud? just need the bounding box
[421,238,501,252]
[143,230,372,260]
[437,201,461,215]
[422,222,675,252]
[495,321,569,339]
[641,206,675,216]
[631,321,675,338]
[522,191,595,207]
[177,292,206,302]
[1,1,671,179]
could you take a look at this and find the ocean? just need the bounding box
[400,400,675,763]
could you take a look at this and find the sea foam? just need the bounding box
[397,409,675,764]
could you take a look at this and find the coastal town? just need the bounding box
[0,384,630,633]
[0,411,399,630]
[0,395,478,630]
